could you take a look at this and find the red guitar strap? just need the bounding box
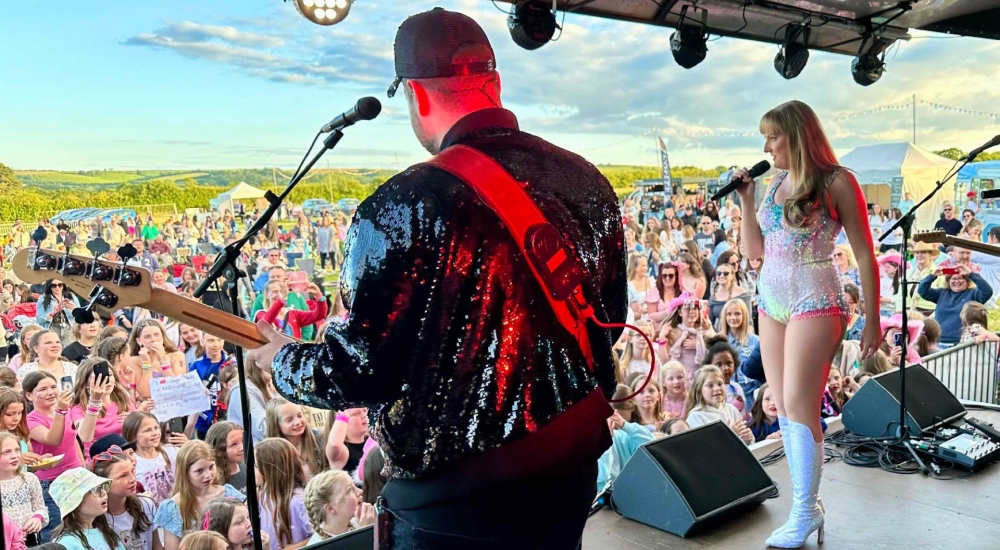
[424,145,596,371]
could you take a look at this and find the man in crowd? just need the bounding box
[934,202,963,236]
[249,8,625,548]
[132,239,160,272]
[149,234,172,255]
[694,216,716,257]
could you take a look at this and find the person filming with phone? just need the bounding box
[917,263,993,347]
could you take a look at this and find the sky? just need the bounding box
[2,0,999,172]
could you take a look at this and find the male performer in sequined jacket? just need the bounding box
[249,8,626,549]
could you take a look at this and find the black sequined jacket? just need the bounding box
[272,108,627,480]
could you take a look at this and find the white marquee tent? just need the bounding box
[840,142,956,232]
[211,182,266,213]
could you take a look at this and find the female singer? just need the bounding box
[734,100,879,548]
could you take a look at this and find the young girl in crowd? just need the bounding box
[361,446,387,506]
[154,441,245,550]
[748,384,781,442]
[215,363,237,425]
[255,438,312,550]
[17,330,79,383]
[660,418,690,435]
[821,367,849,418]
[685,366,753,444]
[25,371,106,542]
[93,327,129,358]
[0,388,48,469]
[626,377,665,431]
[70,360,139,459]
[0,432,48,544]
[179,532,228,550]
[303,470,376,543]
[177,325,203,367]
[703,336,749,422]
[960,302,1000,345]
[205,422,247,495]
[877,252,903,318]
[122,412,184,505]
[126,320,187,400]
[265,399,327,478]
[49,468,123,550]
[201,498,269,550]
[657,292,716,383]
[324,408,370,481]
[227,354,272,445]
[63,320,101,364]
[615,321,655,382]
[718,299,761,410]
[8,325,42,373]
[90,454,157,550]
[658,361,688,419]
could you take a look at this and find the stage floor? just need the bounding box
[585,411,1000,550]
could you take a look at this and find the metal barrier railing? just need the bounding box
[922,340,999,405]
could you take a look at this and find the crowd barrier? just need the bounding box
[922,339,1000,405]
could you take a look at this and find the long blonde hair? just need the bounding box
[256,438,307,547]
[685,365,725,418]
[303,470,357,541]
[172,441,218,533]
[760,101,842,227]
[265,399,328,476]
[719,299,752,346]
[616,320,654,383]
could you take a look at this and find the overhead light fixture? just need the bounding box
[292,0,351,26]
[774,24,810,79]
[851,37,887,86]
[670,5,709,69]
[508,0,559,50]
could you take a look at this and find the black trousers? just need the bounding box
[378,461,597,550]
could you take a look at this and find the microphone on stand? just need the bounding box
[711,160,771,202]
[320,96,382,133]
[962,134,1000,162]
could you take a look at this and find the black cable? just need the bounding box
[293,130,323,182]
[490,0,510,14]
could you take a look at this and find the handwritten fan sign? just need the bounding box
[149,371,211,422]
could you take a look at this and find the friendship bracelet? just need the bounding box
[141,363,153,371]
[54,408,68,416]
[160,364,172,372]
[336,414,350,424]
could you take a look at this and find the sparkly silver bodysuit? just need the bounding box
[757,170,848,324]
[270,109,627,480]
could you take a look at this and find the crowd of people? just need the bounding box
[0,182,997,549]
[598,190,1000,488]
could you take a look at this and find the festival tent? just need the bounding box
[211,182,266,213]
[839,142,956,232]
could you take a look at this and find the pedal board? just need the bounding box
[916,417,1000,472]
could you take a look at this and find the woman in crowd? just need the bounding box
[153,441,245,550]
[615,321,655,382]
[868,204,885,240]
[734,100,881,548]
[675,251,707,300]
[684,366,753,444]
[201,498,268,550]
[256,438,312,550]
[832,244,861,286]
[8,325,43,373]
[707,259,751,329]
[645,262,683,329]
[303,470,375,543]
[908,242,940,317]
[749,384,781,442]
[0,432,48,545]
[49,468,123,550]
[657,292,715,384]
[324,408,370,481]
[917,263,993,346]
[843,284,866,342]
[90,454,157,550]
[122,412,184,505]
[205,422,247,495]
[642,231,670,272]
[126,320,187,400]
[878,208,903,252]
[659,361,688,419]
[625,254,654,317]
[17,330,79,384]
[264,399,327,479]
[626,377,665,431]
[35,279,81,343]
[227,354,273,445]
[63,320,101,364]
[703,336,749,421]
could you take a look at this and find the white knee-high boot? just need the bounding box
[766,420,824,548]
[766,416,791,541]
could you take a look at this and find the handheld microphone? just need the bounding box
[711,160,771,201]
[962,134,1000,161]
[320,96,382,133]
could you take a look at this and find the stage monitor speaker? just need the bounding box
[302,525,373,550]
[842,364,967,438]
[611,421,775,537]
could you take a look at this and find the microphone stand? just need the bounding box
[193,129,344,550]
[880,152,976,474]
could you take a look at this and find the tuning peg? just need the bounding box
[31,227,47,244]
[117,243,137,262]
[71,307,95,325]
[87,238,111,257]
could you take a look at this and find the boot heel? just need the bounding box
[817,524,825,544]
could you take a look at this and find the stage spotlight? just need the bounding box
[508,0,558,50]
[670,6,709,69]
[293,0,350,26]
[851,48,885,86]
[774,25,810,79]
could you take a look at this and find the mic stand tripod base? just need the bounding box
[877,426,930,475]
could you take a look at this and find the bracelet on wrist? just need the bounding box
[54,408,68,416]
[160,364,172,372]
[335,414,350,424]
[141,363,153,371]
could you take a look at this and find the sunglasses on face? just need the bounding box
[679,248,689,254]
[944,208,953,212]
[717,271,732,277]
[50,283,64,288]
[832,253,844,258]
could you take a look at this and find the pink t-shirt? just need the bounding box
[27,411,84,482]
[70,402,130,459]
[662,397,686,419]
